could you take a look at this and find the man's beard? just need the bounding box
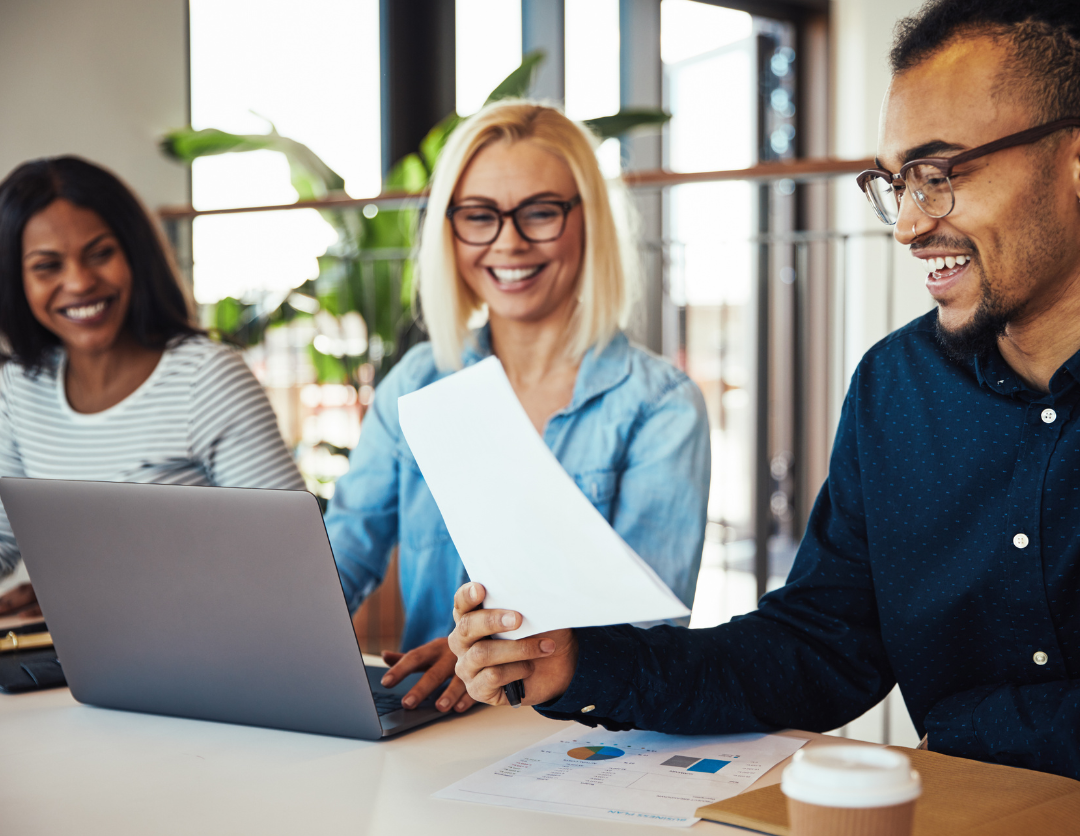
[934,270,1021,363]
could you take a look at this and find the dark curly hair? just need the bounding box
[891,1,1080,124]
[0,156,200,371]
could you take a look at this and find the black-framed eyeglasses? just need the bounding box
[446,195,582,245]
[856,117,1080,225]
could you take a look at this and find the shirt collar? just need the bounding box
[567,331,632,411]
[460,324,632,413]
[974,347,1023,396]
[1060,347,1080,393]
[975,342,1080,400]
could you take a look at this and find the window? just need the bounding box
[189,0,380,306]
[188,0,381,496]
[661,0,799,627]
[456,0,522,115]
[565,0,622,176]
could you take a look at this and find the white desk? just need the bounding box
[0,678,865,835]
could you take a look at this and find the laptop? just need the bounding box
[0,478,446,739]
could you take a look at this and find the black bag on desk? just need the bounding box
[0,622,66,693]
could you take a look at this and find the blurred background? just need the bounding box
[0,0,932,744]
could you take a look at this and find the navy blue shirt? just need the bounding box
[539,311,1080,780]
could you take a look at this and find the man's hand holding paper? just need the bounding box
[449,582,577,706]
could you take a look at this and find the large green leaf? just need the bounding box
[161,128,276,159]
[419,111,463,174]
[484,49,546,105]
[361,207,416,249]
[213,296,245,335]
[162,126,345,198]
[384,153,429,194]
[584,109,671,140]
[274,132,345,198]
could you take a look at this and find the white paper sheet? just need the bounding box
[397,356,690,639]
[434,728,807,827]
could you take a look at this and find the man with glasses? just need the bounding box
[448,0,1080,779]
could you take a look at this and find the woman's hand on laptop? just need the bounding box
[380,638,475,713]
[449,582,577,707]
[0,582,41,618]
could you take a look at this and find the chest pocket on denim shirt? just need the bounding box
[571,468,618,522]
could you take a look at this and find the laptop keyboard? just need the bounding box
[371,689,440,716]
[372,692,407,715]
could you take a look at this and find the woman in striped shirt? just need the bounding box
[0,156,304,616]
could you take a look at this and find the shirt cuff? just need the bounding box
[533,625,641,729]
[923,684,998,761]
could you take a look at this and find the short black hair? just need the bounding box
[891,1,1080,123]
[0,156,200,371]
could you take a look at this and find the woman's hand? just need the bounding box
[449,582,578,706]
[0,582,40,618]
[380,637,476,713]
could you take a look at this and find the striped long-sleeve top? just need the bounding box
[0,334,305,575]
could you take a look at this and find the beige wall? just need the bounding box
[0,0,188,595]
[0,0,189,210]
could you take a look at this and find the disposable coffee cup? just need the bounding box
[781,746,921,836]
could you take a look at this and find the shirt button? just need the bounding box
[1013,533,1029,549]
[1034,651,1048,666]
[580,705,596,714]
[1041,408,1057,424]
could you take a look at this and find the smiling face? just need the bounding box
[451,139,584,329]
[21,199,133,358]
[879,34,1080,357]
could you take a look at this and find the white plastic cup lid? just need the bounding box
[781,746,922,809]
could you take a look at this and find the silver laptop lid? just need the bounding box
[0,479,387,739]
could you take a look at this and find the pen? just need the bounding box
[0,630,53,654]
[503,678,525,708]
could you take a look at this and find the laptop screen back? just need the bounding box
[0,479,381,739]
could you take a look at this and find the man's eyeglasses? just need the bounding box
[856,117,1080,225]
[446,195,582,246]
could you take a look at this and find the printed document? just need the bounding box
[434,728,807,827]
[398,356,689,639]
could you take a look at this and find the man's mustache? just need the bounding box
[910,233,977,256]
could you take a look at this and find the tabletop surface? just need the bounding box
[0,669,863,835]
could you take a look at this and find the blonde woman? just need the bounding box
[324,101,709,715]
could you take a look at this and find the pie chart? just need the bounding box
[567,745,625,761]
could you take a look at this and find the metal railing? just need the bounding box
[157,159,874,220]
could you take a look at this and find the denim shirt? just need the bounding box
[325,327,710,651]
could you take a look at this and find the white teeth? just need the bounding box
[920,254,970,275]
[491,266,542,283]
[63,300,107,320]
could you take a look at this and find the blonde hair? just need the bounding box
[416,100,640,370]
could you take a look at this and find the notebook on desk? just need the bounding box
[0,478,447,739]
[697,746,1080,836]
